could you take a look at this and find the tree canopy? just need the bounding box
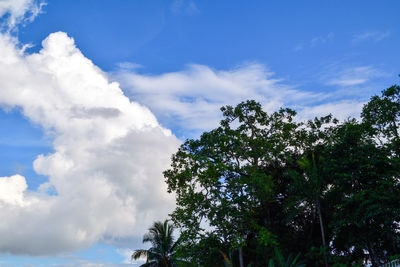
[163,85,400,267]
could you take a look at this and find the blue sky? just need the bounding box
[0,0,399,265]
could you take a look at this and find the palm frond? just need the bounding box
[133,220,179,266]
[131,249,148,261]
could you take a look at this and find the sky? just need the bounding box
[0,0,399,265]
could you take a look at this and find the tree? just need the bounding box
[132,220,179,267]
[164,100,299,266]
[288,115,338,267]
[164,94,400,266]
[325,120,400,266]
[362,84,400,156]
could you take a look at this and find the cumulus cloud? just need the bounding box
[114,63,367,135]
[0,0,45,30]
[0,174,29,206]
[0,31,180,255]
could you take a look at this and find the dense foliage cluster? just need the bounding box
[135,85,400,267]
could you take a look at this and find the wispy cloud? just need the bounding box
[353,31,390,42]
[325,65,386,87]
[114,61,372,137]
[310,32,334,47]
[116,62,143,71]
[170,0,199,15]
[293,44,304,51]
[294,32,334,51]
[114,63,314,134]
[299,100,364,121]
[0,0,46,31]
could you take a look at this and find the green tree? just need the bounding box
[132,220,179,267]
[325,120,400,266]
[288,115,338,267]
[163,94,400,266]
[164,100,299,266]
[359,84,400,265]
[362,84,400,156]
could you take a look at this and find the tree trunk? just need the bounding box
[316,198,329,267]
[238,247,244,267]
[367,240,380,267]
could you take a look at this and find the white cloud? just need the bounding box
[353,31,390,42]
[326,66,385,87]
[0,0,45,30]
[298,100,365,121]
[0,31,180,255]
[114,62,367,135]
[0,174,29,206]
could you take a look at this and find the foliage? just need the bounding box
[164,100,298,265]
[132,220,181,267]
[266,248,305,267]
[362,84,400,156]
[324,121,400,266]
[162,84,400,266]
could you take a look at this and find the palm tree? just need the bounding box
[295,151,329,267]
[131,220,179,267]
